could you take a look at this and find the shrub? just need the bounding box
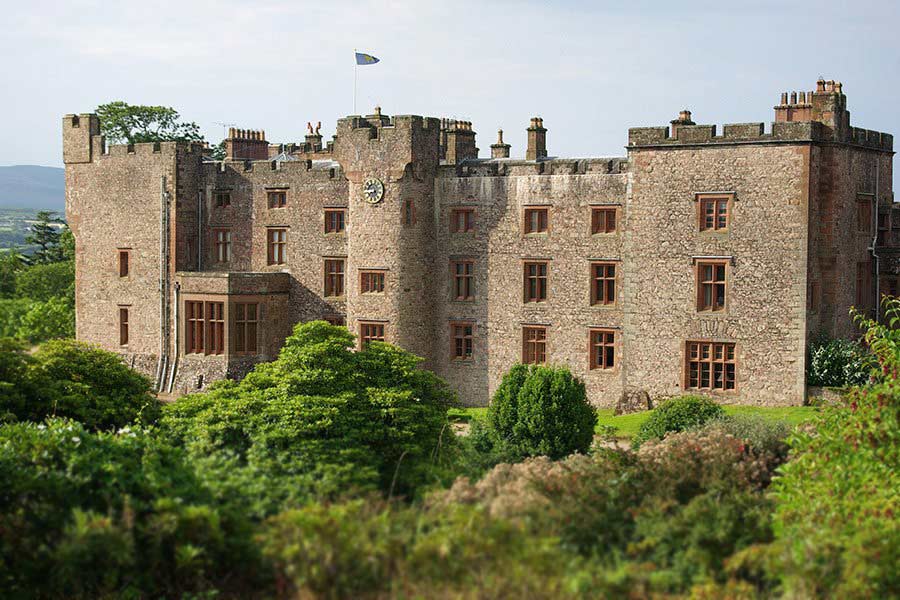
[632,395,724,447]
[0,298,30,338]
[487,364,596,460]
[806,336,871,387]
[16,296,75,343]
[0,338,35,423]
[14,260,74,302]
[28,339,160,430]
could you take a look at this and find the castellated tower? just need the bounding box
[333,109,442,367]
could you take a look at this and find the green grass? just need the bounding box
[448,405,819,439]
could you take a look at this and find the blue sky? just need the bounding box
[3,0,898,169]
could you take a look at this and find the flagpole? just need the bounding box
[353,49,358,114]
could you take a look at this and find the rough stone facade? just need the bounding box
[64,78,895,406]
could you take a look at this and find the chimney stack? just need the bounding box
[444,120,478,165]
[526,117,547,161]
[669,109,695,137]
[491,128,511,159]
[224,127,269,161]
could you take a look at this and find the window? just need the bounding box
[214,191,231,207]
[808,280,819,312]
[119,307,129,345]
[186,300,225,355]
[522,326,547,364]
[524,207,549,234]
[359,322,385,348]
[698,195,730,232]
[267,228,287,265]
[205,302,225,355]
[360,270,386,294]
[325,209,346,234]
[325,315,345,326]
[524,261,548,302]
[697,261,727,311]
[233,302,258,354]
[451,208,475,233]
[857,197,872,233]
[403,199,416,226]
[590,329,615,369]
[213,228,232,263]
[118,249,130,277]
[324,259,345,297]
[591,207,617,234]
[857,261,872,308]
[686,341,736,391]
[451,322,474,360]
[267,190,287,208]
[590,262,616,305]
[451,260,474,301]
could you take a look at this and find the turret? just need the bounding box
[63,114,101,164]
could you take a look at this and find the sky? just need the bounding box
[2,0,899,170]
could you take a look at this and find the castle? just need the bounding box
[63,78,896,406]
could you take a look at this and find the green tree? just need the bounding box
[96,101,204,145]
[25,211,64,264]
[16,296,75,344]
[14,260,74,302]
[0,249,22,297]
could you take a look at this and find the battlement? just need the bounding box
[441,156,628,178]
[205,156,343,181]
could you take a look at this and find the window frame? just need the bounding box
[118,306,129,346]
[324,208,347,234]
[523,207,549,235]
[523,261,549,303]
[696,260,728,312]
[450,259,475,301]
[450,321,475,361]
[522,326,548,365]
[205,301,225,356]
[360,270,386,294]
[324,258,346,297]
[402,198,417,227]
[267,189,288,209]
[359,321,386,349]
[450,207,476,233]
[212,227,232,263]
[857,195,873,234]
[685,340,737,392]
[591,207,617,234]
[233,302,259,355]
[118,249,130,278]
[267,227,287,265]
[856,261,872,309]
[590,261,617,306]
[589,328,616,370]
[214,191,231,208]
[696,193,732,232]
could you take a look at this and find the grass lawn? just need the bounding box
[448,405,819,439]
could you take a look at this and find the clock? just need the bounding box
[362,177,385,204]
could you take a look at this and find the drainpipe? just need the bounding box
[154,176,169,391]
[167,281,180,392]
[197,190,203,270]
[869,161,881,322]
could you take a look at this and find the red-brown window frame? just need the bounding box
[214,191,231,207]
[450,207,476,233]
[696,260,728,312]
[451,260,475,301]
[590,262,617,306]
[213,228,232,263]
[267,189,287,209]
[267,228,287,265]
[119,306,129,346]
[450,321,474,360]
[697,194,732,232]
[685,341,736,391]
[324,208,346,234]
[186,300,205,354]
[402,198,417,227]
[589,328,615,370]
[233,302,258,354]
[856,261,872,309]
[857,196,873,233]
[360,270,386,294]
[523,261,549,303]
[359,321,385,349]
[324,258,345,297]
[522,326,547,364]
[524,207,549,234]
[591,207,617,234]
[205,301,225,355]
[118,249,130,277]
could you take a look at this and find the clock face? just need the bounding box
[362,177,385,204]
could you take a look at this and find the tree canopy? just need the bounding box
[95,101,204,145]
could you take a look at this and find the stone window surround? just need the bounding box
[695,259,729,312]
[182,294,265,358]
[683,339,738,393]
[324,208,347,234]
[358,320,388,349]
[450,206,477,233]
[266,186,289,209]
[590,205,619,234]
[450,258,475,301]
[360,269,387,294]
[522,205,551,235]
[589,260,618,306]
[323,257,346,298]
[522,324,548,364]
[449,320,475,361]
[117,247,131,278]
[693,191,735,233]
[266,227,288,265]
[118,304,130,346]
[523,259,550,303]
[588,327,617,371]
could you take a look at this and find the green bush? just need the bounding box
[16,296,75,343]
[0,298,30,338]
[632,395,724,447]
[806,336,871,387]
[14,260,74,302]
[487,364,596,460]
[769,300,900,598]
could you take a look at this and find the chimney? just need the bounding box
[225,128,269,160]
[775,77,850,140]
[305,121,323,152]
[669,109,695,137]
[445,120,478,164]
[526,117,547,161]
[774,88,813,123]
[491,128,511,159]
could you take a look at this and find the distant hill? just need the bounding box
[0,165,65,211]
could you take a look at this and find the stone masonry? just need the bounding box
[64,78,895,406]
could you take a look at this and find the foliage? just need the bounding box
[769,298,900,599]
[0,298,31,338]
[0,250,22,297]
[486,363,596,459]
[96,101,204,145]
[24,211,65,265]
[806,335,871,387]
[159,321,456,516]
[0,339,160,430]
[632,395,725,447]
[14,260,74,302]
[16,296,75,343]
